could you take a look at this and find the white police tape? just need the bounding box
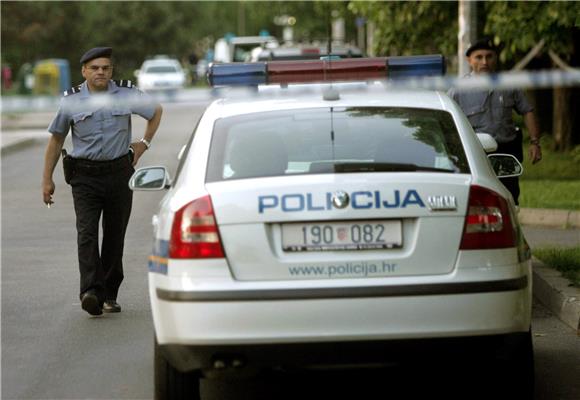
[1,69,579,113]
[390,69,580,92]
[1,88,213,114]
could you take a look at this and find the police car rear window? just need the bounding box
[206,107,470,182]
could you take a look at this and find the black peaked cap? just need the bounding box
[465,37,497,57]
[80,47,113,64]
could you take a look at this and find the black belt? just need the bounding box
[71,152,133,176]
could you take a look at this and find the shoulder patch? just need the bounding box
[114,79,134,88]
[63,85,82,97]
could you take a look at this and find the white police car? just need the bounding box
[130,56,533,399]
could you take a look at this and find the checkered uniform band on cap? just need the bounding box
[80,47,113,64]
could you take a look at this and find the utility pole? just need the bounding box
[458,0,477,76]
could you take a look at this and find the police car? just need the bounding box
[130,56,533,399]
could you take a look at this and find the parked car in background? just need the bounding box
[134,56,186,92]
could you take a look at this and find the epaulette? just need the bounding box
[114,79,134,88]
[63,85,82,97]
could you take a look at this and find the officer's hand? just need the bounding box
[529,144,542,164]
[43,179,55,206]
[130,142,148,166]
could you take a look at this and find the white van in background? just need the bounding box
[213,35,279,63]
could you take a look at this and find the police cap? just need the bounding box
[465,37,497,57]
[80,47,113,64]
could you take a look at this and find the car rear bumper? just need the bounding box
[151,272,532,348]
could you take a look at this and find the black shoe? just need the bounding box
[81,292,103,316]
[103,300,121,313]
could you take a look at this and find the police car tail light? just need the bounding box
[207,55,444,86]
[169,195,225,259]
[460,185,516,250]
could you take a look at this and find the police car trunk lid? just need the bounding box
[207,173,470,281]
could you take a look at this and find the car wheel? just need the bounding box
[154,339,201,400]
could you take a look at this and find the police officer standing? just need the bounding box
[41,47,163,316]
[449,37,542,205]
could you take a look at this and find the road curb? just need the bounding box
[533,258,580,335]
[1,137,40,156]
[520,208,580,229]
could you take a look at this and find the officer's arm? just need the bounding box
[131,104,163,166]
[143,104,163,145]
[523,111,542,164]
[42,134,66,206]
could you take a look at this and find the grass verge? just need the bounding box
[518,136,580,210]
[533,246,580,287]
[519,180,580,210]
[520,140,580,180]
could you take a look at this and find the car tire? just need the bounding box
[154,339,201,400]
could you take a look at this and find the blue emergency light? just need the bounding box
[208,62,266,86]
[207,55,445,87]
[388,55,446,78]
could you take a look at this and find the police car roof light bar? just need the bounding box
[207,55,445,87]
[268,58,387,85]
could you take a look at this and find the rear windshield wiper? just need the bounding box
[332,162,455,173]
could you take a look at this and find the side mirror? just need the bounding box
[476,133,498,153]
[488,154,523,178]
[129,166,172,191]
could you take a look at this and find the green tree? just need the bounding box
[1,2,86,69]
[347,0,580,151]
[1,1,342,83]
[348,1,457,56]
[485,1,579,64]
[485,1,580,152]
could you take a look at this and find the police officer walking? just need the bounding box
[41,47,163,316]
[449,37,542,205]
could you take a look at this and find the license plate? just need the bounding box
[282,220,402,252]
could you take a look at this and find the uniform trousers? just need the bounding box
[494,131,523,205]
[70,163,134,303]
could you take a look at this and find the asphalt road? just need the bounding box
[2,101,579,399]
